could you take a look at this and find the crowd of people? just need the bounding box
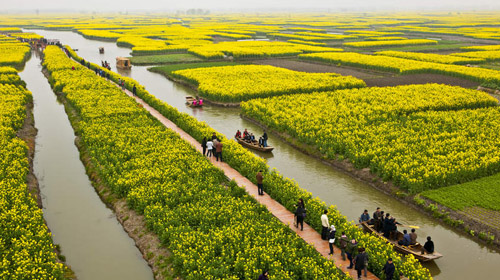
[201,132,224,162]
[235,129,268,147]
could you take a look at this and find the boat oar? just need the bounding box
[400,225,420,229]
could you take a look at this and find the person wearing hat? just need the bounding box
[328,225,336,255]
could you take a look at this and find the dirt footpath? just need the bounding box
[253,58,480,88]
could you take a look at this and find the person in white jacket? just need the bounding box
[321,210,329,240]
[206,140,214,157]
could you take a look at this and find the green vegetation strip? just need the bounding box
[128,53,203,65]
[421,172,500,211]
[64,45,432,280]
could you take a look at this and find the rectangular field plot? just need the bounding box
[241,84,500,192]
[171,64,365,102]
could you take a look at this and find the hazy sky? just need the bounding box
[2,0,500,12]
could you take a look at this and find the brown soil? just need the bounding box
[460,207,500,231]
[241,114,500,250]
[252,58,480,88]
[252,58,385,79]
[17,100,41,207]
[364,73,480,88]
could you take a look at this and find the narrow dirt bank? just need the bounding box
[41,68,177,280]
[240,114,500,250]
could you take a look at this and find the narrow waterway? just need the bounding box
[29,28,500,279]
[19,51,153,280]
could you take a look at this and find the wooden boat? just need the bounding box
[185,96,203,107]
[116,57,131,69]
[235,137,274,152]
[99,47,104,54]
[360,222,443,262]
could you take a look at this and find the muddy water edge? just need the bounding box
[29,29,500,280]
[19,51,154,280]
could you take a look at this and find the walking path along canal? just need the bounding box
[118,84,379,280]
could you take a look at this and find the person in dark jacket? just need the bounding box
[383,258,395,280]
[262,131,268,147]
[132,85,137,96]
[328,225,336,255]
[339,232,349,260]
[258,269,269,280]
[383,213,391,238]
[201,137,207,156]
[354,247,367,279]
[346,239,358,269]
[294,198,305,231]
[422,236,434,254]
[256,170,264,195]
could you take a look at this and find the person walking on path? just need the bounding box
[321,210,330,240]
[258,270,269,280]
[206,139,214,157]
[328,225,336,255]
[215,140,223,162]
[346,238,359,269]
[256,170,264,195]
[339,232,349,261]
[211,132,217,141]
[353,247,367,279]
[294,198,306,231]
[383,258,395,280]
[201,137,207,156]
[359,247,369,278]
[132,84,137,96]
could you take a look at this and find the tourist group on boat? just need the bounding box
[235,129,269,148]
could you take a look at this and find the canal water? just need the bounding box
[19,50,153,280]
[29,29,500,279]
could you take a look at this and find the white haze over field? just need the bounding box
[2,0,500,12]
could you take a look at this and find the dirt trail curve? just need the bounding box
[118,86,379,280]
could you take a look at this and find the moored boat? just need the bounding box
[360,221,443,262]
[186,96,203,107]
[235,137,274,152]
